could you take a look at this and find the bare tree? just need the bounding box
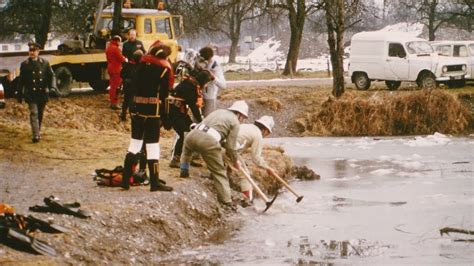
[266,0,322,76]
[0,0,96,46]
[171,0,264,63]
[394,0,472,41]
[323,0,344,97]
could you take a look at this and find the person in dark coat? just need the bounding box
[17,42,56,143]
[120,44,174,192]
[167,69,213,168]
[120,49,143,121]
[122,29,146,60]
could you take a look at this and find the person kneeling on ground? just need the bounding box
[168,69,213,168]
[179,100,249,208]
[232,115,277,205]
[120,44,174,192]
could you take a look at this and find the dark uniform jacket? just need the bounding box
[169,77,203,123]
[122,40,146,60]
[133,55,171,117]
[18,57,55,103]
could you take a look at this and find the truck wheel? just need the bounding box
[418,73,436,90]
[354,73,371,90]
[385,80,401,90]
[55,66,73,96]
[89,80,109,92]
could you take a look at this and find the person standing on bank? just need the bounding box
[167,69,213,168]
[17,42,56,143]
[106,35,126,110]
[198,46,226,117]
[120,44,174,192]
[179,100,249,208]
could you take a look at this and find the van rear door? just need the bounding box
[385,42,409,80]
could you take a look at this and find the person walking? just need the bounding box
[234,115,277,203]
[179,100,248,208]
[198,46,226,117]
[16,42,56,143]
[167,69,213,168]
[120,44,174,192]
[106,35,126,110]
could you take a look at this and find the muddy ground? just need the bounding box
[0,84,473,264]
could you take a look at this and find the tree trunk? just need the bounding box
[427,0,437,41]
[325,0,345,98]
[228,4,242,63]
[36,0,53,48]
[283,0,305,76]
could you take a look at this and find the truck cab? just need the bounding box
[348,31,468,90]
[95,7,183,62]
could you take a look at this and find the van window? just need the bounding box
[435,45,451,56]
[388,43,406,58]
[406,41,433,54]
[144,18,152,34]
[155,18,172,38]
[453,45,468,57]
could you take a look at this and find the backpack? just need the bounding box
[93,166,148,187]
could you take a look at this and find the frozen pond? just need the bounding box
[162,134,474,265]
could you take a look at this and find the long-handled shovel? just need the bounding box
[239,167,278,213]
[269,171,303,203]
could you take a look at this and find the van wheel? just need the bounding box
[354,73,371,90]
[385,81,401,90]
[418,73,436,89]
[89,80,109,92]
[54,66,73,96]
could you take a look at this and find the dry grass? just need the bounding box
[300,89,472,136]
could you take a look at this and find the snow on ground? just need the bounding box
[217,22,424,73]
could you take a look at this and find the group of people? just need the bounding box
[16,31,278,209]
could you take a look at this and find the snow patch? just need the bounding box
[405,132,451,147]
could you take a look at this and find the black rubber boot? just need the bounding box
[148,160,173,192]
[122,152,138,190]
[169,155,180,168]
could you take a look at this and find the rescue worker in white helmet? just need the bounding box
[232,115,277,204]
[179,100,249,209]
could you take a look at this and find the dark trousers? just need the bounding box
[170,109,192,157]
[28,101,46,138]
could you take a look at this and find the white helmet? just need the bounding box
[255,115,275,133]
[228,100,249,118]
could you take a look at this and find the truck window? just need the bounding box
[155,18,172,38]
[144,18,152,34]
[453,45,468,57]
[388,43,406,58]
[469,44,474,56]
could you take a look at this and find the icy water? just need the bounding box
[163,134,474,265]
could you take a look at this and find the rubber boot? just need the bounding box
[148,160,173,192]
[121,152,138,190]
[169,155,180,168]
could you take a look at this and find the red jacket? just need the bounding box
[106,40,126,74]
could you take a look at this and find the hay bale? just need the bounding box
[310,90,471,136]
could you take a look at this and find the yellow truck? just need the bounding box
[0,2,183,97]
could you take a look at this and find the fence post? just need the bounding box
[248,59,252,80]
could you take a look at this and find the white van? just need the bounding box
[348,31,468,90]
[431,40,474,86]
